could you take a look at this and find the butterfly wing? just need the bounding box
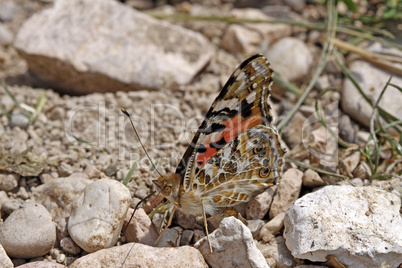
[176,55,284,204]
[195,124,285,208]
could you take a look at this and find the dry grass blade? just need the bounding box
[285,156,349,180]
[273,73,303,98]
[122,148,139,186]
[333,49,400,130]
[333,39,402,75]
[28,90,47,127]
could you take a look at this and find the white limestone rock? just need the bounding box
[0,203,56,258]
[68,179,131,252]
[195,217,269,268]
[31,173,92,219]
[266,37,313,82]
[341,42,402,132]
[284,185,402,268]
[14,0,213,94]
[69,243,208,268]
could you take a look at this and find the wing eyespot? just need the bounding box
[254,144,265,154]
[258,151,266,158]
[263,158,270,165]
[259,167,271,178]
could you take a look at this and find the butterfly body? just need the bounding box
[155,55,285,219]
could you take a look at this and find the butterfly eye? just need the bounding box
[259,167,271,178]
[162,185,172,196]
[263,158,270,165]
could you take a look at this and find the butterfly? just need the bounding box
[154,54,285,252]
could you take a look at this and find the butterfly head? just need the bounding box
[153,173,182,204]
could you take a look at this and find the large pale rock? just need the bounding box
[68,179,131,252]
[31,173,92,219]
[69,243,208,268]
[342,43,402,131]
[195,217,269,268]
[14,0,213,94]
[284,185,402,268]
[17,262,65,268]
[0,203,56,258]
[269,168,303,219]
[266,37,313,82]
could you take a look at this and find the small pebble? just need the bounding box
[0,172,19,191]
[180,229,194,246]
[10,111,29,128]
[60,237,81,255]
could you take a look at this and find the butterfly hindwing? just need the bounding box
[193,125,285,207]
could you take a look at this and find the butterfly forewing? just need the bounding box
[179,55,282,196]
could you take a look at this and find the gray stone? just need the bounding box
[266,37,313,82]
[221,9,291,55]
[0,23,13,45]
[0,2,16,22]
[32,173,92,219]
[68,179,131,252]
[195,217,269,268]
[246,187,276,220]
[352,162,372,180]
[247,219,264,239]
[340,151,361,177]
[60,237,81,255]
[16,262,65,268]
[0,199,24,218]
[284,185,402,268]
[256,236,297,268]
[10,111,29,128]
[0,243,13,268]
[0,203,56,259]
[122,208,159,246]
[269,168,303,219]
[14,0,213,94]
[339,114,358,143]
[157,228,181,248]
[0,172,19,191]
[284,0,306,12]
[69,243,208,268]
[259,212,286,242]
[180,229,194,246]
[342,43,402,132]
[302,169,325,187]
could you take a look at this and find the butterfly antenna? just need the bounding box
[121,108,164,178]
[121,190,156,235]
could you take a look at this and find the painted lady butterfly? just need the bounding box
[154,54,285,251]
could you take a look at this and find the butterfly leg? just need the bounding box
[201,200,213,253]
[154,205,176,246]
